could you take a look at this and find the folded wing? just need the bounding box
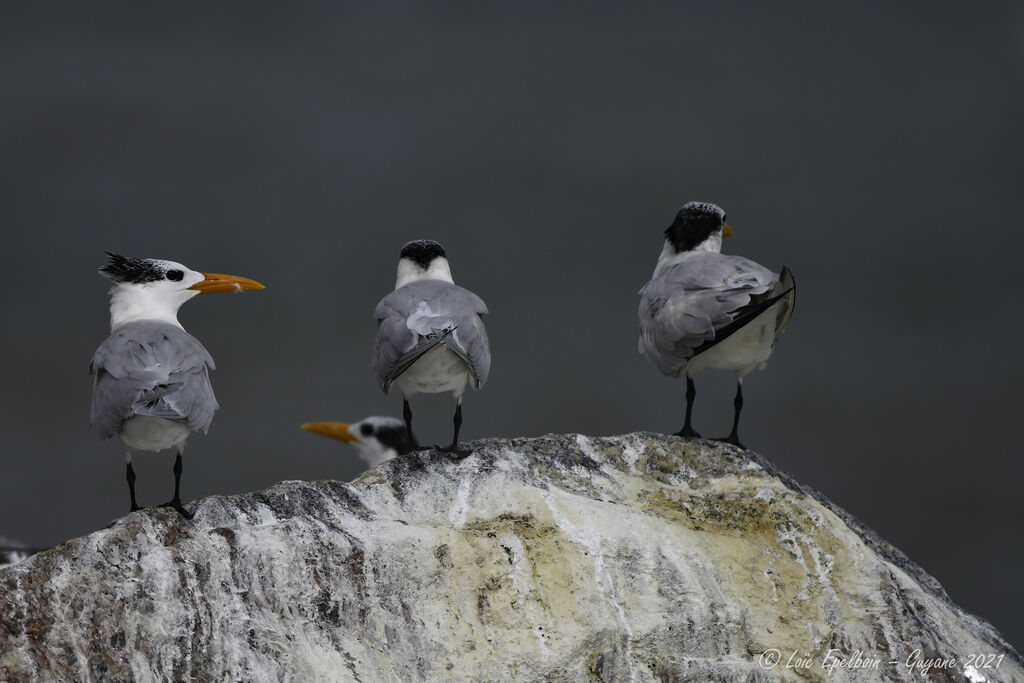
[639,252,778,377]
[373,280,491,393]
[90,320,219,439]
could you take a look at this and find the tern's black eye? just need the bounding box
[360,423,373,436]
[166,270,184,282]
[721,214,727,224]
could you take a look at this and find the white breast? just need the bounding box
[686,306,781,378]
[118,416,192,453]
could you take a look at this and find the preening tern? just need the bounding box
[638,202,795,448]
[90,253,264,517]
[372,240,490,456]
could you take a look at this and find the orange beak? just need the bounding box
[722,223,734,237]
[188,272,265,294]
[300,422,356,443]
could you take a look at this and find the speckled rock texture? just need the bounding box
[0,537,34,571]
[1,433,1020,682]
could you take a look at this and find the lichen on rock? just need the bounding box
[1,433,1020,682]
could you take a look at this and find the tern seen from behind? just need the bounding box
[90,253,264,518]
[301,416,417,468]
[638,202,795,448]
[372,240,490,456]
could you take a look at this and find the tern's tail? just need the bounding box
[384,325,459,390]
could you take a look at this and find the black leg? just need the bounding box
[172,452,183,502]
[126,459,139,512]
[160,452,193,519]
[716,381,745,448]
[403,399,413,437]
[403,398,428,450]
[444,403,470,458]
[674,377,701,438]
[450,403,463,449]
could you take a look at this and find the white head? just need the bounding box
[99,253,264,330]
[301,416,416,467]
[394,239,454,289]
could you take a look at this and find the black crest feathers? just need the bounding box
[99,253,165,284]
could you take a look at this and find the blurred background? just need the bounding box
[2,2,1021,648]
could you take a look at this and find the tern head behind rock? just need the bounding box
[301,416,416,467]
[663,202,734,255]
[100,252,264,330]
[395,240,454,289]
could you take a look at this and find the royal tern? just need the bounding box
[638,202,795,447]
[89,253,264,517]
[372,240,490,455]
[301,416,416,467]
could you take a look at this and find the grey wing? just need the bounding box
[372,281,491,392]
[446,288,491,389]
[90,321,219,439]
[638,252,776,376]
[372,295,420,393]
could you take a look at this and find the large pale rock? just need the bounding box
[1,433,1020,681]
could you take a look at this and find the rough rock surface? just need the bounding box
[1,433,1020,682]
[0,537,35,571]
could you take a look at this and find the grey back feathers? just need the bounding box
[373,279,491,392]
[90,320,218,439]
[638,251,784,377]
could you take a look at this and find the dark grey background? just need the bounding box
[2,2,1021,648]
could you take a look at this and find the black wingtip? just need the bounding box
[773,267,796,335]
[691,276,796,356]
[778,265,795,286]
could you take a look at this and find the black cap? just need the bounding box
[373,421,417,454]
[399,240,447,269]
[664,202,727,253]
[99,253,166,284]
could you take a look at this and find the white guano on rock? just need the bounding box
[1,433,1021,682]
